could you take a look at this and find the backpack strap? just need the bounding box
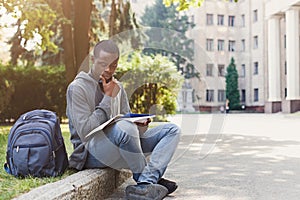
[4,163,11,174]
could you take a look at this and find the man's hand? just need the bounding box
[100,76,120,97]
[134,118,151,127]
[135,118,151,134]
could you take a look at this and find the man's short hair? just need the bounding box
[93,40,119,58]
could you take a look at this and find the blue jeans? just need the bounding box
[84,120,181,184]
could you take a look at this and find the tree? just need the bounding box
[107,0,141,48]
[163,0,238,11]
[116,52,184,120]
[141,0,199,79]
[1,0,139,83]
[0,0,91,83]
[1,1,60,66]
[62,0,140,82]
[225,57,240,110]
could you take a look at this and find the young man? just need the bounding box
[66,40,180,200]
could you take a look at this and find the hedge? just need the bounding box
[0,65,67,122]
[0,53,183,122]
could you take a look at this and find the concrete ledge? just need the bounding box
[13,168,132,200]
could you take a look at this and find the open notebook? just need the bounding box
[85,113,155,138]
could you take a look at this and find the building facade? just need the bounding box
[188,0,267,112]
[130,0,300,113]
[265,0,300,113]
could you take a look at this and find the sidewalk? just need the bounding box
[106,113,300,200]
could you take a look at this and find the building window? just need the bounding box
[228,16,235,27]
[241,89,246,102]
[241,64,246,77]
[218,90,226,102]
[206,39,214,51]
[253,36,258,49]
[218,64,225,76]
[254,88,259,102]
[284,35,286,48]
[217,15,224,25]
[207,14,214,25]
[254,62,259,74]
[285,61,287,75]
[241,39,245,51]
[206,64,214,76]
[253,9,258,22]
[228,40,236,52]
[218,40,225,51]
[206,90,214,102]
[285,88,287,98]
[241,14,245,27]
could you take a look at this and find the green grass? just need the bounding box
[0,124,75,200]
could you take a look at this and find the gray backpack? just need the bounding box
[4,109,69,177]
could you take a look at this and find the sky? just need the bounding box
[0,7,41,64]
[0,7,16,63]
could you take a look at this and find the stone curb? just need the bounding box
[13,169,132,200]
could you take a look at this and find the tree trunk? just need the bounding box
[74,0,92,73]
[61,0,76,84]
[109,0,117,37]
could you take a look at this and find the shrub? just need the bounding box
[0,65,66,122]
[0,53,183,122]
[116,52,184,120]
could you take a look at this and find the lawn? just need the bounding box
[0,124,75,200]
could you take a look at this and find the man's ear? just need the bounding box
[91,55,95,63]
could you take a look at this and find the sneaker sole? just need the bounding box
[126,184,168,200]
[158,179,178,194]
[168,184,178,194]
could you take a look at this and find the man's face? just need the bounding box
[93,50,119,80]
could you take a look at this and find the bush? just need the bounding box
[0,65,66,122]
[0,53,183,122]
[116,52,184,120]
[0,66,14,116]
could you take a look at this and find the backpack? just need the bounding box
[4,109,69,177]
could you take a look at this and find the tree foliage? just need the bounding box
[163,0,238,11]
[225,57,240,110]
[0,0,139,83]
[105,0,141,48]
[141,0,199,79]
[116,52,184,120]
[1,0,61,65]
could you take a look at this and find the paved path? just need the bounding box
[106,113,300,200]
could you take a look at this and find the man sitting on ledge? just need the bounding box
[66,39,181,200]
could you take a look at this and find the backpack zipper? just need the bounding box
[11,128,53,158]
[15,143,48,153]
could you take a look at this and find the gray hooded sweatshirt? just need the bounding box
[66,71,130,170]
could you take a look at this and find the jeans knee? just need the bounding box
[114,120,139,144]
[116,120,139,135]
[160,123,181,143]
[167,123,181,147]
[167,123,181,136]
